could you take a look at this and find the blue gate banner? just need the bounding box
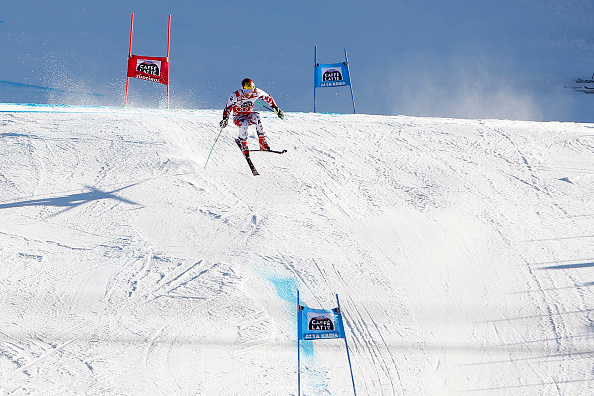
[314,62,351,88]
[298,306,346,340]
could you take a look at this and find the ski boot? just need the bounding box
[259,135,271,151]
[238,138,249,156]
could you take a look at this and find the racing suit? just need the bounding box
[223,88,278,140]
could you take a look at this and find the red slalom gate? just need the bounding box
[124,13,171,108]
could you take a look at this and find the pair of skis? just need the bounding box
[575,78,594,84]
[565,84,594,94]
[574,86,594,94]
[566,77,594,93]
[235,139,287,176]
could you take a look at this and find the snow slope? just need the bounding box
[0,103,593,395]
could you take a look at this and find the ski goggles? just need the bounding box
[242,88,254,96]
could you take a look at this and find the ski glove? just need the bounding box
[273,106,285,120]
[220,117,229,128]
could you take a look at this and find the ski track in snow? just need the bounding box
[0,104,593,395]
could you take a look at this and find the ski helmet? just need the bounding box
[241,78,255,90]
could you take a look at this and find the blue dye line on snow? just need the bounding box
[268,276,298,304]
[300,338,315,357]
[256,270,315,357]
[0,103,219,117]
[0,103,111,114]
[0,80,105,97]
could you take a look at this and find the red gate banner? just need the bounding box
[127,55,169,85]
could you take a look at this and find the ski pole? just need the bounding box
[255,100,285,119]
[255,100,274,112]
[204,127,224,170]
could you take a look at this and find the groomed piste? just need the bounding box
[0,103,593,394]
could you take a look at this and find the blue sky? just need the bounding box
[2,1,594,121]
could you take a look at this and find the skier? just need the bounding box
[220,78,285,155]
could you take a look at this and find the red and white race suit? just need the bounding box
[223,88,278,140]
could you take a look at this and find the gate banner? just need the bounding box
[314,62,351,88]
[127,55,169,85]
[298,306,346,340]
[296,292,357,395]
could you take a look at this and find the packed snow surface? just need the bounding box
[0,103,593,395]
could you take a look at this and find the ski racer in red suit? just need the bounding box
[220,78,285,155]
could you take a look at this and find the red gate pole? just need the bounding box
[124,13,134,107]
[167,15,171,59]
[166,14,171,109]
[129,13,134,57]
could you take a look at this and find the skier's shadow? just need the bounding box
[540,262,594,270]
[0,184,141,217]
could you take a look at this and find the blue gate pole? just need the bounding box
[336,294,357,396]
[314,46,318,113]
[297,290,301,396]
[344,48,356,114]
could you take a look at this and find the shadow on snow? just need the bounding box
[0,184,141,216]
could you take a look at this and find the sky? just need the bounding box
[2,0,594,121]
